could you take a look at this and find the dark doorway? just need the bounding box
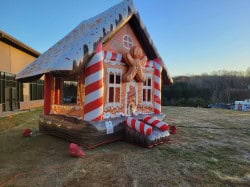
[5,87,18,111]
[0,71,23,111]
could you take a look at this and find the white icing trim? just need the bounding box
[107,68,122,74]
[144,73,152,78]
[103,111,125,119]
[104,59,126,66]
[142,67,154,71]
[104,102,123,111]
[141,102,153,108]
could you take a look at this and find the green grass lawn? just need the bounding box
[0,107,250,186]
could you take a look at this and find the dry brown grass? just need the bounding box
[0,107,250,186]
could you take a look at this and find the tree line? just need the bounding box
[162,69,250,107]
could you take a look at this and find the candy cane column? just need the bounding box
[153,59,162,114]
[84,43,104,121]
[126,117,152,135]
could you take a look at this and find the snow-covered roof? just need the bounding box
[16,0,172,85]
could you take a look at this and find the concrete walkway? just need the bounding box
[0,110,28,118]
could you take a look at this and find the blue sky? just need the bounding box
[1,0,250,76]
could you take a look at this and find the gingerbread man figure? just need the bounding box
[123,46,147,82]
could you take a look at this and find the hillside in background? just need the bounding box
[163,69,250,107]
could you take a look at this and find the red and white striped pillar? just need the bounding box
[153,59,162,114]
[83,43,104,121]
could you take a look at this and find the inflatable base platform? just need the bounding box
[39,113,171,149]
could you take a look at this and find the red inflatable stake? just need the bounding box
[69,143,85,157]
[169,125,177,134]
[23,129,32,137]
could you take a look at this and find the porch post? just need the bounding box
[153,59,162,114]
[83,43,104,121]
[55,77,61,105]
[44,73,52,115]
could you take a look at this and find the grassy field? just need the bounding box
[0,107,250,186]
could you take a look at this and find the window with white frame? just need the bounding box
[107,69,122,103]
[143,75,152,102]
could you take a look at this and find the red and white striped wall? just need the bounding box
[126,117,152,135]
[84,43,104,121]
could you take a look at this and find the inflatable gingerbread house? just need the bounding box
[17,0,173,148]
